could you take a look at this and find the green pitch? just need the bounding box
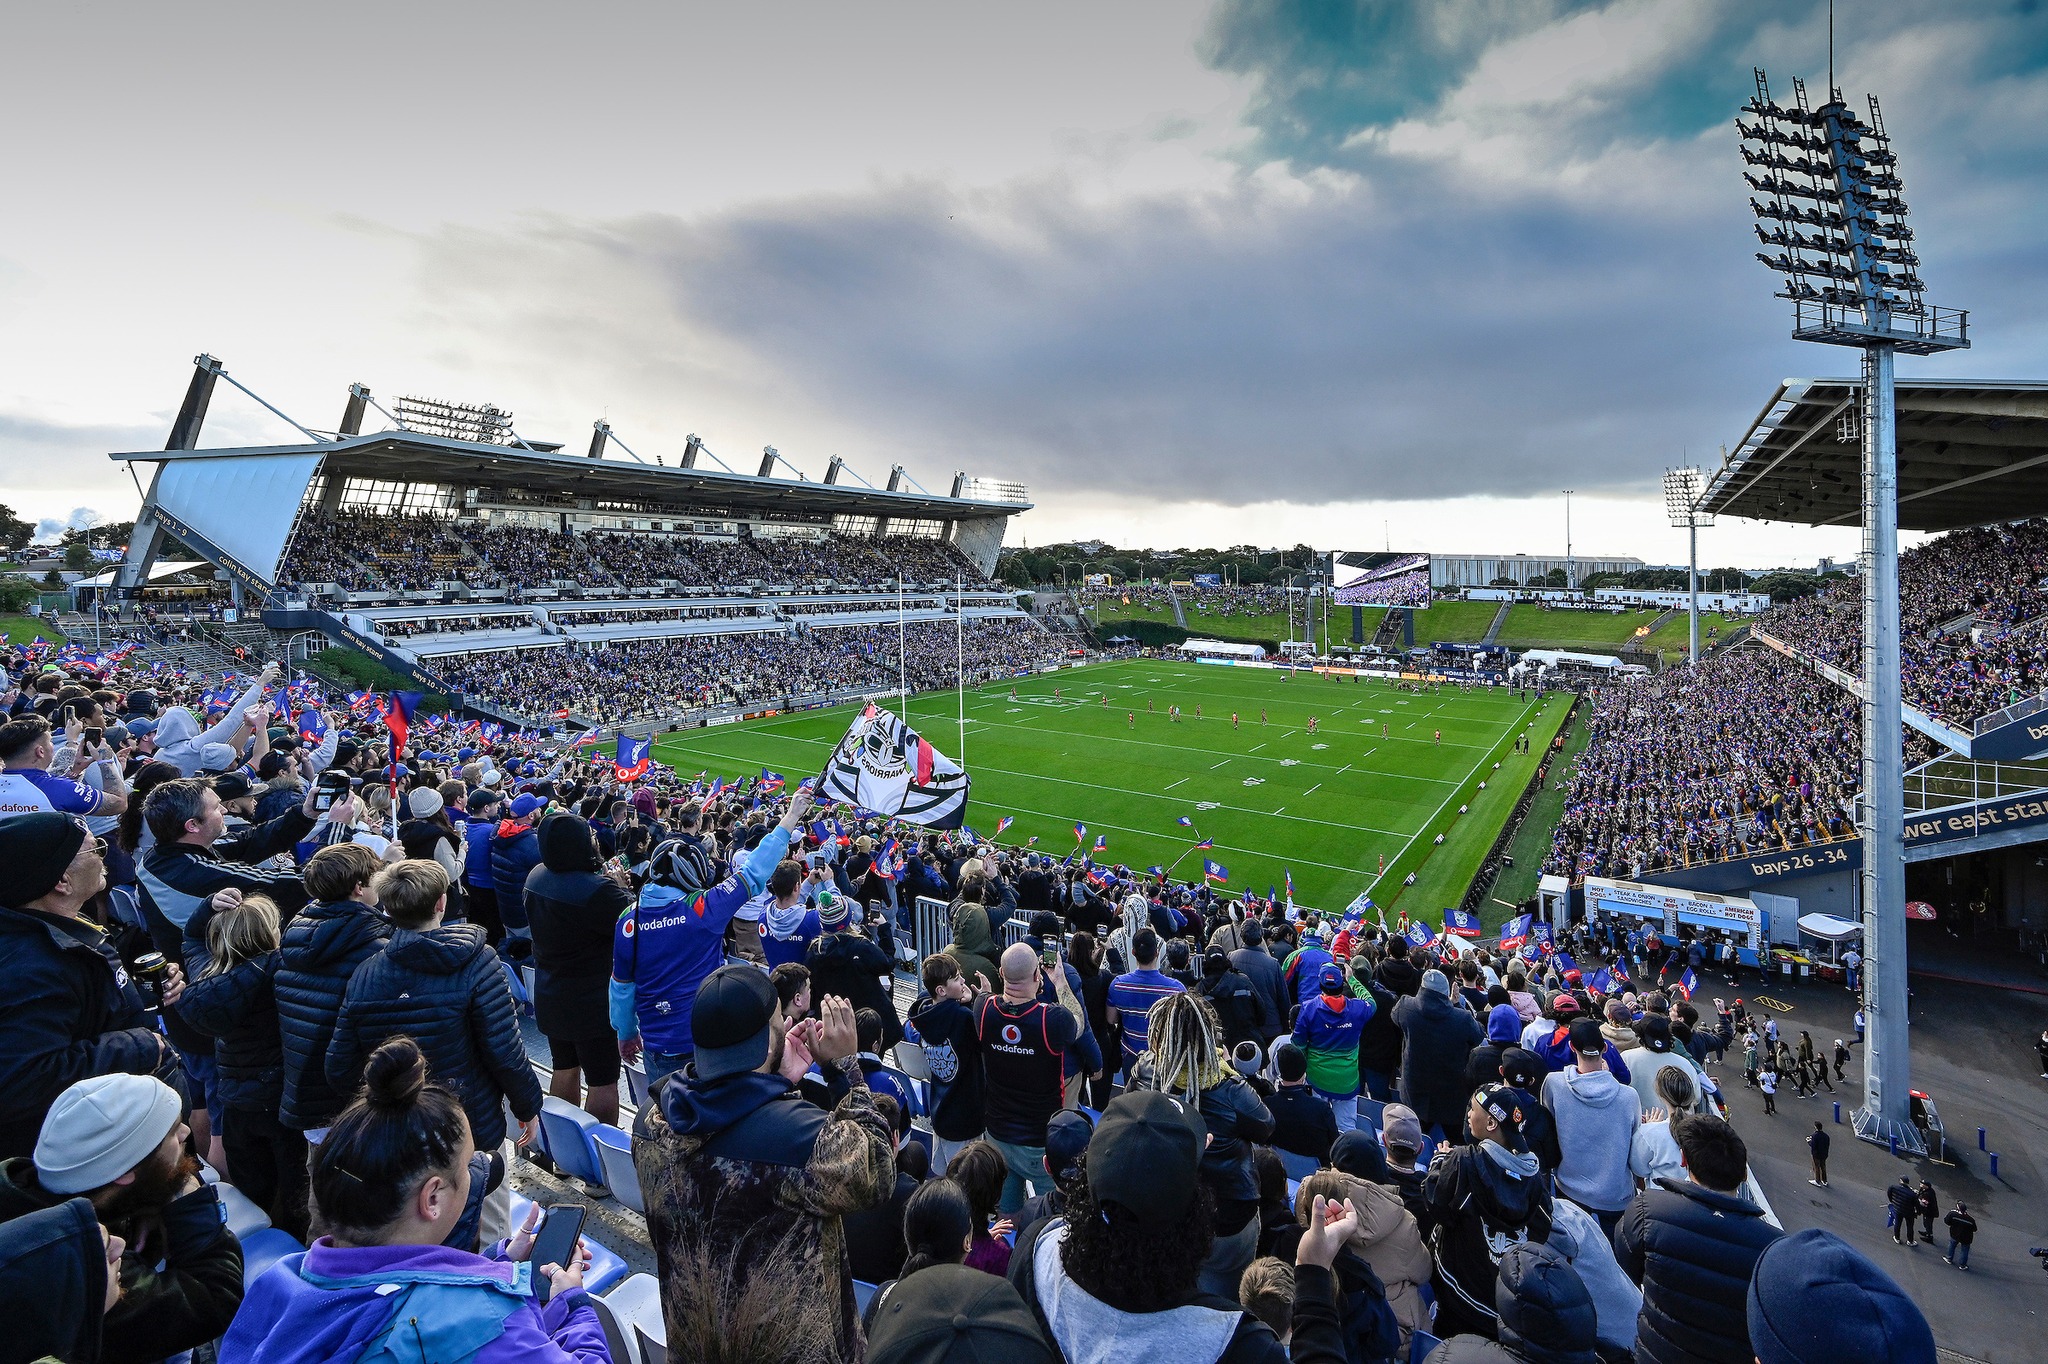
[652,658,1571,929]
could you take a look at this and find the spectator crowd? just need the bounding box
[0,629,1946,1364]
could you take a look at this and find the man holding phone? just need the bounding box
[0,716,128,823]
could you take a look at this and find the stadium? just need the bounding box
[12,18,2048,1364]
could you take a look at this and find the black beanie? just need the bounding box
[867,1264,1055,1364]
[0,813,88,906]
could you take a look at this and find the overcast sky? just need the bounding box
[5,1,2045,566]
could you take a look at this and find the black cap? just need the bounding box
[1473,1082,1530,1153]
[1569,1018,1608,1056]
[1086,1091,1206,1232]
[1043,1110,1092,1183]
[0,813,88,907]
[1500,1045,1543,1090]
[691,965,778,1081]
[866,1265,1055,1364]
[1635,1014,1675,1054]
[213,772,265,802]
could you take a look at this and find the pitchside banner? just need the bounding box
[819,702,971,829]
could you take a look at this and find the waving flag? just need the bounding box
[1025,834,1039,846]
[1404,920,1435,949]
[615,734,651,780]
[1194,837,1214,851]
[1073,821,1087,846]
[816,702,971,829]
[874,838,901,880]
[1283,869,1296,902]
[995,815,1014,837]
[1675,967,1699,1000]
[571,730,601,749]
[1588,968,1616,996]
[1530,921,1555,946]
[1202,858,1229,884]
[1554,951,1580,978]
[1093,834,1108,853]
[1499,914,1533,950]
[1444,908,1482,937]
[297,710,327,744]
[1147,864,1166,877]
[1176,816,1193,828]
[383,691,422,752]
[758,769,786,794]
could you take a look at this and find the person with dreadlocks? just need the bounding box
[1129,991,1276,1298]
[612,791,814,1089]
[1104,892,1154,975]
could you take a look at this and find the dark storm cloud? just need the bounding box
[412,1,2048,509]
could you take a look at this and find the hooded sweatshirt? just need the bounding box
[1541,1066,1642,1214]
[220,1241,608,1364]
[761,898,822,969]
[0,1197,106,1364]
[1302,1169,1433,1353]
[151,672,270,776]
[943,901,1002,995]
[1290,989,1373,1098]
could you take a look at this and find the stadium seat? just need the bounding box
[507,1192,627,1295]
[602,1275,665,1364]
[585,1288,635,1364]
[890,1040,933,1084]
[239,1227,305,1289]
[880,1066,927,1118]
[215,1181,271,1239]
[1356,1099,1387,1134]
[853,1279,880,1315]
[537,1097,608,1189]
[623,1060,650,1110]
[1278,1148,1321,1181]
[501,960,531,1012]
[906,1125,933,1160]
[592,1125,645,1215]
[1410,1329,1443,1364]
[637,1325,669,1364]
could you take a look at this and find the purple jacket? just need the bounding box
[221,1240,611,1364]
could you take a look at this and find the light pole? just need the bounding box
[1663,468,1712,663]
[1562,490,1574,592]
[1740,68,1968,1154]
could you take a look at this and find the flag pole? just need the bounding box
[955,572,966,769]
[897,575,908,720]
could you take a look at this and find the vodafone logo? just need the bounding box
[1002,1024,1023,1045]
[620,917,636,939]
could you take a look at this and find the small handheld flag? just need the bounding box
[1283,869,1295,901]
[1404,920,1434,949]
[1093,834,1108,852]
[1201,858,1230,883]
[1176,816,1193,828]
[995,815,1014,836]
[1676,967,1699,1000]
[1074,822,1087,846]
[1588,968,1615,996]
[1444,907,1482,937]
[1193,837,1214,851]
[758,769,786,794]
[1499,914,1533,951]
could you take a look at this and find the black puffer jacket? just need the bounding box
[0,904,163,1159]
[325,922,542,1149]
[1394,990,1484,1132]
[522,814,631,1041]
[178,950,285,1113]
[276,898,391,1131]
[1425,1240,1598,1363]
[1613,1178,1782,1364]
[806,927,902,1051]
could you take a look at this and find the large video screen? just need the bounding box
[1332,551,1430,609]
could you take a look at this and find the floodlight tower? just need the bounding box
[1740,70,1968,1154]
[1662,468,1712,663]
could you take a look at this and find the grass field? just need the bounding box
[652,658,1571,928]
[0,615,65,647]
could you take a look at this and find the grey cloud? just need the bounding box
[0,412,165,493]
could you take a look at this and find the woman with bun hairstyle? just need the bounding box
[220,1037,612,1364]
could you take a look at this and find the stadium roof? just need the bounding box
[1702,379,2048,531]
[112,431,1031,523]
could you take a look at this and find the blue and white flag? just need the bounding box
[1444,908,1482,937]
[1498,913,1533,950]
[1405,921,1435,949]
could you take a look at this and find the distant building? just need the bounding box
[1430,552,1644,590]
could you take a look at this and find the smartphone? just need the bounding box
[527,1204,586,1303]
[82,727,103,750]
[1041,945,1059,969]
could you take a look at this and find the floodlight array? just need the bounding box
[395,395,517,445]
[1663,467,1712,529]
[1741,69,1923,315]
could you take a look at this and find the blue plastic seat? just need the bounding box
[538,1097,608,1188]
[507,1193,627,1295]
[215,1181,271,1239]
[853,1279,881,1315]
[623,1061,650,1110]
[1410,1327,1444,1364]
[240,1227,305,1289]
[592,1125,644,1215]
[1278,1147,1321,1181]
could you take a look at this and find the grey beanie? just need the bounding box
[35,1075,182,1195]
[1420,968,1452,998]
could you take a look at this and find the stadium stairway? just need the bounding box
[1166,583,1188,629]
[1480,603,1511,646]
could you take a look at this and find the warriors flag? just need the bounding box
[817,702,970,829]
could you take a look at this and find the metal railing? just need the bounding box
[1973,689,2048,737]
[1903,754,2048,813]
